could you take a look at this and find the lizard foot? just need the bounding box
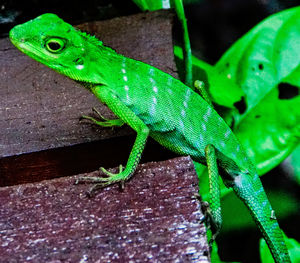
[80,107,124,128]
[197,200,221,250]
[75,165,126,197]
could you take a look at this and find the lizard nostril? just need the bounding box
[74,57,84,65]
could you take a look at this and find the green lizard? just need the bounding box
[9,14,290,262]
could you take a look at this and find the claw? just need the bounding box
[75,176,110,184]
[198,200,221,251]
[80,109,124,128]
[120,181,125,190]
[92,107,107,120]
[79,114,100,124]
[100,167,116,177]
[87,182,110,197]
[100,164,123,178]
[75,164,128,196]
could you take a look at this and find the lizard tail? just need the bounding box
[232,173,290,263]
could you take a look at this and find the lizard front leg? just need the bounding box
[80,107,125,128]
[76,86,149,194]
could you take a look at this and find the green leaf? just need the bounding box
[280,144,300,185]
[221,189,298,232]
[132,0,203,11]
[215,6,300,174]
[210,242,232,263]
[132,0,171,11]
[290,144,300,185]
[260,233,300,263]
[235,88,300,175]
[174,45,243,108]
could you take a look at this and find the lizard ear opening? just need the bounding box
[45,38,65,53]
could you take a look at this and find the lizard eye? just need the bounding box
[45,38,65,53]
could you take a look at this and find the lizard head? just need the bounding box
[9,13,110,86]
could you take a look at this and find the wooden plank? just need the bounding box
[0,10,176,158]
[0,157,209,262]
[0,10,178,185]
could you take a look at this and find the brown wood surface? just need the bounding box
[0,157,209,263]
[0,10,178,186]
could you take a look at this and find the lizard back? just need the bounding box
[111,56,253,175]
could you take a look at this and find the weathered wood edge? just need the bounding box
[0,157,209,262]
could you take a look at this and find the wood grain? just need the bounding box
[0,157,209,263]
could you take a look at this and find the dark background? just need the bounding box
[1,0,300,63]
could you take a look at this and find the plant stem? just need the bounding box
[174,0,193,87]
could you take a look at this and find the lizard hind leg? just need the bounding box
[203,144,222,247]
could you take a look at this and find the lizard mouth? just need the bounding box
[11,39,67,73]
[11,40,42,62]
[9,27,35,57]
[10,26,65,71]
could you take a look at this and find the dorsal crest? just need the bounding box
[79,31,103,46]
[78,30,116,54]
